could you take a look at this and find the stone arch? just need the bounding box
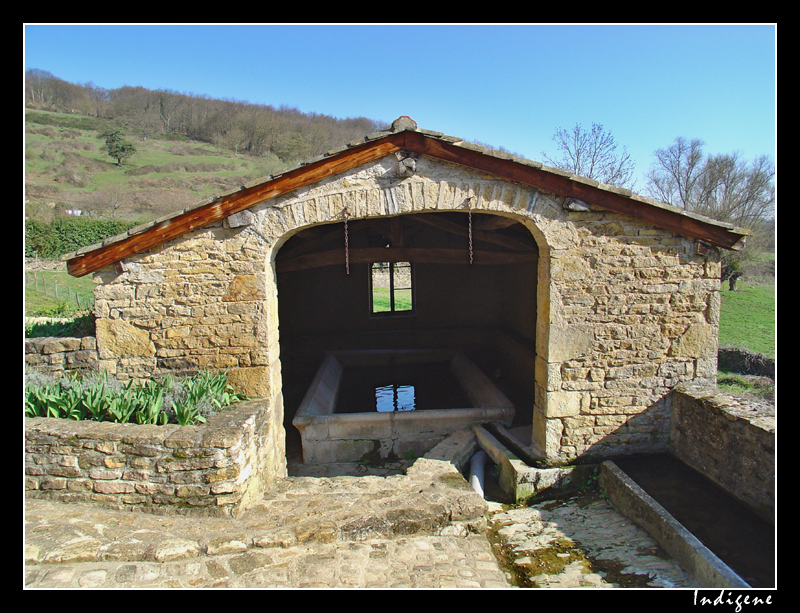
[259,156,558,466]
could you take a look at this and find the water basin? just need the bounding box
[292,349,514,464]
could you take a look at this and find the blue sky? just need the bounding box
[23,23,776,190]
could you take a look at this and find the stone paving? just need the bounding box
[25,529,506,588]
[25,459,510,588]
[24,455,700,589]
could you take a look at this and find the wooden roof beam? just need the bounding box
[66,134,407,277]
[65,127,750,278]
[276,246,538,273]
[401,132,750,251]
[411,212,535,252]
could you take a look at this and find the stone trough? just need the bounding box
[292,349,514,465]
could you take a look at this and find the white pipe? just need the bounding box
[469,450,488,499]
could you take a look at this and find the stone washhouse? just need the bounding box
[63,116,751,487]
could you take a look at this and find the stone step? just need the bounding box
[260,461,490,542]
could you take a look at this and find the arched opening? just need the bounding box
[275,210,540,471]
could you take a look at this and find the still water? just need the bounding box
[613,453,775,588]
[335,362,471,414]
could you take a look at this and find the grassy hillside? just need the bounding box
[25,109,290,222]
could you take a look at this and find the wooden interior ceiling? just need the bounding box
[275,212,538,273]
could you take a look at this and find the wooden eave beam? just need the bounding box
[66,128,749,278]
[402,132,751,251]
[66,133,408,277]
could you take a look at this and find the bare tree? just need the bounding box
[109,86,160,142]
[104,185,133,220]
[542,122,636,189]
[83,81,109,118]
[646,137,775,289]
[646,137,707,209]
[25,69,56,105]
[646,137,775,226]
[692,153,775,228]
[156,90,185,134]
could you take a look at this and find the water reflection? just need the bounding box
[375,384,416,412]
[335,362,470,414]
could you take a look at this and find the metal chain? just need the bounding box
[343,206,350,275]
[467,198,474,264]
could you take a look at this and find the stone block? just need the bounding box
[669,324,717,358]
[547,324,594,362]
[543,390,585,418]
[96,319,155,359]
[327,414,393,440]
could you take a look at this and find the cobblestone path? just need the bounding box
[25,462,696,589]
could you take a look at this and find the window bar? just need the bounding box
[389,262,396,311]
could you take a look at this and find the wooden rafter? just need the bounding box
[412,213,534,252]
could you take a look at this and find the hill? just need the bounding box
[25,109,273,221]
[24,69,388,222]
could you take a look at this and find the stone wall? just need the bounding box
[533,208,719,464]
[91,237,275,397]
[25,336,98,376]
[669,383,775,522]
[83,153,721,465]
[25,399,284,518]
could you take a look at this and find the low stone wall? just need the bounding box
[668,383,775,522]
[25,399,285,518]
[25,336,99,376]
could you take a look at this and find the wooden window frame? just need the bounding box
[370,261,415,316]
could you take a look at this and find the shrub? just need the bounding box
[24,370,245,426]
[25,311,95,338]
[25,217,138,259]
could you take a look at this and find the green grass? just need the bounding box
[716,371,774,402]
[371,287,413,313]
[25,269,95,316]
[718,281,776,357]
[25,312,95,338]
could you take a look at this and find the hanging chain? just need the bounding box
[467,197,474,264]
[343,206,350,275]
